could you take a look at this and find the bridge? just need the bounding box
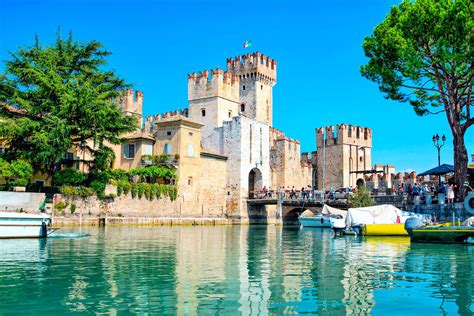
[246,197,348,224]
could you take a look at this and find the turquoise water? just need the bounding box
[0,226,473,315]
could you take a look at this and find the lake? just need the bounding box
[0,226,472,315]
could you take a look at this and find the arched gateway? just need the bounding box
[248,168,263,199]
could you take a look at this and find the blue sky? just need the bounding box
[1,0,472,172]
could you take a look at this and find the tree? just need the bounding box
[349,187,375,208]
[0,32,138,178]
[361,0,473,198]
[0,158,33,188]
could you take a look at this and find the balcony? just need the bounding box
[141,154,179,167]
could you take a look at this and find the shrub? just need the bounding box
[105,169,129,182]
[11,178,28,187]
[144,183,152,200]
[122,182,131,195]
[54,200,68,215]
[60,185,94,199]
[131,183,138,199]
[349,187,374,208]
[91,179,106,199]
[70,203,77,214]
[117,185,123,196]
[53,168,87,186]
[137,183,145,199]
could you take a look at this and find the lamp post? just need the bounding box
[432,134,446,184]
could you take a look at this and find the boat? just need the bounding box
[299,214,332,227]
[299,205,346,228]
[0,212,53,239]
[335,204,430,236]
[405,217,474,244]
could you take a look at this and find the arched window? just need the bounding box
[241,104,245,112]
[242,85,246,90]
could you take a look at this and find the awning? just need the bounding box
[418,164,454,176]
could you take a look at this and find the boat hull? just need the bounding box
[0,213,50,239]
[299,216,332,228]
[363,224,409,236]
[411,227,474,244]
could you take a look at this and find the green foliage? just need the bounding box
[60,185,94,199]
[144,183,152,200]
[91,179,106,199]
[129,166,177,182]
[117,184,123,196]
[349,187,374,208]
[360,0,473,194]
[11,178,28,187]
[131,184,138,199]
[0,33,138,176]
[70,203,76,214]
[53,168,87,186]
[105,169,129,182]
[0,158,33,188]
[54,200,68,215]
[137,183,145,199]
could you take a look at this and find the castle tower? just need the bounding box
[226,52,277,126]
[315,124,372,190]
[187,68,240,148]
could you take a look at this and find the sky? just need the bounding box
[0,0,472,173]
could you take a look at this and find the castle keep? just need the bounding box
[109,52,314,220]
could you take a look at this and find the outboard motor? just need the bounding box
[404,217,423,237]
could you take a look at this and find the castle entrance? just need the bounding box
[248,168,263,199]
[356,178,365,188]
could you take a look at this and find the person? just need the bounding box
[262,186,268,198]
[277,186,283,199]
[398,183,404,195]
[268,186,273,198]
[290,186,296,199]
[301,187,306,199]
[447,182,455,204]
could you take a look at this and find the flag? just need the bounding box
[243,40,252,48]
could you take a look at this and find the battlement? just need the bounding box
[188,68,240,102]
[270,127,300,146]
[316,124,372,147]
[226,52,277,84]
[117,90,143,116]
[144,108,189,132]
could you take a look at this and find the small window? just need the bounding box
[241,104,245,112]
[124,144,135,159]
[145,144,153,155]
[167,131,171,136]
[35,180,45,187]
[242,85,246,90]
[189,132,193,136]
[261,85,263,90]
[228,110,232,118]
[188,177,193,186]
[201,108,206,117]
[164,143,172,155]
[187,144,194,157]
[359,156,363,162]
[65,152,74,160]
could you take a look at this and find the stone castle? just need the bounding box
[108,52,313,220]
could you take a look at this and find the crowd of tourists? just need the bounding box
[397,181,456,204]
[259,185,319,200]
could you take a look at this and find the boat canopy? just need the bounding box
[345,204,429,227]
[321,205,347,217]
[0,211,50,219]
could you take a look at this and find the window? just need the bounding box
[124,144,135,159]
[261,85,263,90]
[201,108,206,116]
[189,132,193,136]
[145,144,153,155]
[360,156,363,162]
[228,110,232,118]
[167,131,171,136]
[65,152,74,160]
[187,144,194,157]
[241,104,245,112]
[188,177,193,186]
[164,143,172,155]
[35,180,45,187]
[242,85,246,90]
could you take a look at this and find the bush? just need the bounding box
[11,178,28,187]
[105,169,129,182]
[117,185,123,196]
[144,183,152,200]
[70,203,77,214]
[91,179,106,199]
[349,187,374,208]
[131,183,138,199]
[54,200,68,215]
[137,183,145,199]
[60,185,95,199]
[53,168,86,186]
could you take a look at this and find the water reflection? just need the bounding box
[0,226,472,314]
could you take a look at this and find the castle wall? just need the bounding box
[222,116,270,219]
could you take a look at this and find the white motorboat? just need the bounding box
[299,214,332,227]
[0,212,53,238]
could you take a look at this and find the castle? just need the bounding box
[108,52,313,219]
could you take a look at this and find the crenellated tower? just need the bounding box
[226,52,277,126]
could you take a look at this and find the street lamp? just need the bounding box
[432,133,446,184]
[432,134,446,166]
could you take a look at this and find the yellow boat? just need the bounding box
[362,224,408,236]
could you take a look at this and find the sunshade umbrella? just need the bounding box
[418,164,455,177]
